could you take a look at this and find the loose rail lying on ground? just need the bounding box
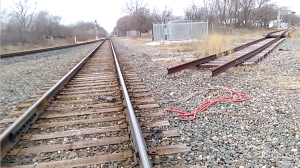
[167,28,294,76]
[0,39,104,59]
[211,37,281,76]
[167,37,266,75]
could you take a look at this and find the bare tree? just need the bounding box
[0,8,11,30]
[255,4,277,27]
[113,15,140,36]
[202,0,217,28]
[152,6,173,23]
[187,0,280,29]
[123,0,152,32]
[10,0,38,31]
[184,1,206,21]
[123,0,147,16]
[1,5,107,46]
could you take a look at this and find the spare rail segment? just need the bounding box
[0,40,106,160]
[265,29,285,38]
[284,28,296,37]
[110,40,152,168]
[167,29,290,76]
[266,28,294,38]
[211,37,280,76]
[0,39,104,59]
[211,29,290,76]
[167,37,266,75]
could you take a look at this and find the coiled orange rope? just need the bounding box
[165,88,251,121]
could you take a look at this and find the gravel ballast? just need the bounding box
[0,42,100,118]
[113,30,300,167]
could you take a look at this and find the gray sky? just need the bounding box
[1,0,299,32]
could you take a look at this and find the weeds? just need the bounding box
[0,38,92,54]
[287,30,300,40]
[173,28,276,58]
[278,75,300,89]
[296,45,300,52]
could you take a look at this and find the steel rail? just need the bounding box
[211,28,291,76]
[0,39,104,59]
[211,37,280,77]
[167,37,266,75]
[265,29,285,38]
[109,39,152,168]
[167,29,292,75]
[266,28,293,38]
[0,39,106,161]
[284,28,296,37]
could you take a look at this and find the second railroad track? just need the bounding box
[167,28,295,76]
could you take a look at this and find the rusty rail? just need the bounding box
[110,40,152,168]
[0,40,106,160]
[211,28,290,76]
[265,29,285,38]
[0,38,152,167]
[266,28,293,38]
[0,39,104,59]
[211,37,280,76]
[167,29,291,76]
[167,37,266,74]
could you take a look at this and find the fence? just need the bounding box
[126,30,141,37]
[153,20,209,42]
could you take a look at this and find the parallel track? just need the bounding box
[167,28,293,76]
[0,39,103,59]
[1,39,189,168]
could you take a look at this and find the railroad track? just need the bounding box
[0,39,189,168]
[0,39,104,59]
[167,28,294,76]
[265,29,294,38]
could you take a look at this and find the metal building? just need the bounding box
[153,19,209,42]
[126,30,141,37]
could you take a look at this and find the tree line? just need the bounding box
[113,0,300,36]
[1,0,107,46]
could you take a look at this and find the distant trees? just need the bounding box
[113,0,300,36]
[184,0,300,29]
[114,0,181,36]
[152,6,175,23]
[122,0,153,32]
[10,0,38,31]
[184,2,206,21]
[1,0,107,46]
[114,15,140,36]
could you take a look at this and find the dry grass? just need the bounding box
[0,38,94,54]
[231,62,272,73]
[163,57,185,64]
[296,45,300,52]
[131,37,152,42]
[128,36,152,43]
[287,29,300,40]
[173,28,275,58]
[174,42,198,52]
[127,32,152,41]
[278,75,300,89]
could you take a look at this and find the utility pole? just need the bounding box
[277,11,281,28]
[94,20,98,40]
[163,6,167,41]
[289,11,296,27]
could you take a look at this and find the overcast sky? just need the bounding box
[1,0,299,32]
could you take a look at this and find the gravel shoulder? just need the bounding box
[113,30,300,167]
[0,42,100,118]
